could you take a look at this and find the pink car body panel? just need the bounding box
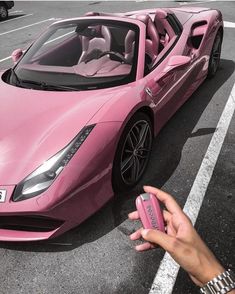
[0,7,223,241]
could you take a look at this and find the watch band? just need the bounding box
[200,269,235,294]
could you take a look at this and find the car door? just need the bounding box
[144,33,206,134]
[144,46,192,133]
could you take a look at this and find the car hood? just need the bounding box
[0,78,117,184]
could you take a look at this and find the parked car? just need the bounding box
[0,7,223,241]
[0,1,14,21]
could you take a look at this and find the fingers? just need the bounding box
[130,229,155,251]
[163,209,172,223]
[128,211,139,220]
[135,242,155,251]
[143,186,182,214]
[130,227,176,252]
[130,228,142,241]
[163,209,177,236]
[141,228,174,253]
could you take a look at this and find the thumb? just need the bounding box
[141,229,174,253]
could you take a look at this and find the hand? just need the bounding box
[128,186,225,287]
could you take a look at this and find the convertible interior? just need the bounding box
[23,9,178,79]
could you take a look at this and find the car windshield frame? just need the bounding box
[12,18,140,91]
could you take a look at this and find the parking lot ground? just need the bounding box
[0,1,234,294]
[174,109,235,293]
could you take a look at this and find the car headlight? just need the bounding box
[13,125,95,202]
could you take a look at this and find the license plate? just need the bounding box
[0,190,7,202]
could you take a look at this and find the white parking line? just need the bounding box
[224,21,235,28]
[45,31,74,45]
[0,18,55,37]
[0,56,11,63]
[9,10,24,14]
[0,14,33,24]
[149,82,235,294]
[179,0,216,5]
[0,31,73,64]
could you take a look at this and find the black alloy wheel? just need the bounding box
[112,112,153,192]
[207,31,222,78]
[0,5,8,21]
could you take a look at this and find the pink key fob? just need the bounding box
[136,193,165,232]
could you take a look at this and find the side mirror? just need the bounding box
[154,55,191,85]
[11,49,24,64]
[163,55,191,73]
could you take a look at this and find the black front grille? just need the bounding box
[0,215,64,232]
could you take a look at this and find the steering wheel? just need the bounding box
[98,51,130,64]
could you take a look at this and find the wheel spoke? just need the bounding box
[130,128,139,147]
[138,147,149,152]
[121,155,134,175]
[126,133,135,150]
[131,157,140,182]
[125,149,133,154]
[136,123,149,149]
[137,154,148,159]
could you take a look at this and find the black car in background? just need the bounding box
[0,1,14,20]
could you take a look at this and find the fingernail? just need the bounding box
[129,234,135,240]
[143,185,150,191]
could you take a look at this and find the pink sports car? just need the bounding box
[0,7,223,241]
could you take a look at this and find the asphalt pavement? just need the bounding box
[0,1,234,294]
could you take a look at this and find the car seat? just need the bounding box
[78,25,111,63]
[154,9,170,48]
[134,14,159,74]
[124,30,135,63]
[136,14,159,64]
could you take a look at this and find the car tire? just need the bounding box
[112,112,153,193]
[207,31,222,79]
[0,5,8,21]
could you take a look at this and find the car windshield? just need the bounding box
[10,19,139,91]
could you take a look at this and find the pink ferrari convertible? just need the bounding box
[0,7,223,241]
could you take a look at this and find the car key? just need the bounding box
[136,193,165,232]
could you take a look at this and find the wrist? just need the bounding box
[200,269,235,294]
[189,261,225,287]
[200,263,225,285]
